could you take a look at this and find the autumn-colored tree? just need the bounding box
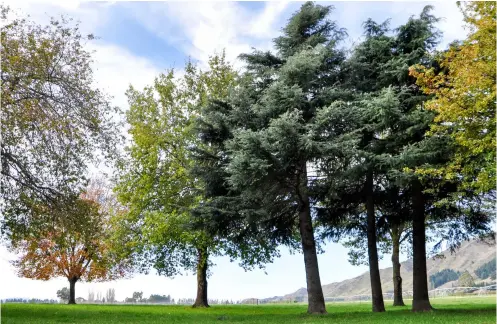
[409,2,496,193]
[11,187,129,304]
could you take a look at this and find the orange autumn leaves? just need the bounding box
[12,188,130,283]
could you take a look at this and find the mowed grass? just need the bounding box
[2,296,495,324]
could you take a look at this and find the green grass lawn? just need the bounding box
[2,296,495,324]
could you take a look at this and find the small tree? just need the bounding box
[132,291,143,302]
[10,188,130,304]
[458,271,476,287]
[56,287,70,303]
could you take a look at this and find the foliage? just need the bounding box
[317,4,492,276]
[193,2,351,313]
[10,187,130,284]
[56,287,69,302]
[409,2,496,193]
[147,294,172,303]
[200,0,347,264]
[475,258,496,280]
[458,270,476,287]
[314,5,445,237]
[429,269,460,288]
[112,52,237,279]
[0,6,121,241]
[132,292,144,302]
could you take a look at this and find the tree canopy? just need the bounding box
[11,184,130,304]
[1,6,121,242]
[410,2,496,193]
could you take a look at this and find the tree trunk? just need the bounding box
[391,225,405,306]
[365,171,385,312]
[192,248,209,308]
[68,277,77,304]
[411,180,433,312]
[298,163,327,314]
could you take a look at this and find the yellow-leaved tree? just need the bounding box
[409,2,496,193]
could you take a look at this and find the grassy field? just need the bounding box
[2,296,495,324]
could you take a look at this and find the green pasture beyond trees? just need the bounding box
[2,297,495,324]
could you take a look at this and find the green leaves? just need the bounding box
[410,2,496,193]
[114,52,238,276]
[1,6,121,243]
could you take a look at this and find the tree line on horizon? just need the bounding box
[1,1,495,313]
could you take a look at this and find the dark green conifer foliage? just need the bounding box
[194,2,347,314]
[314,6,453,312]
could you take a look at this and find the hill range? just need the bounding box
[255,238,496,303]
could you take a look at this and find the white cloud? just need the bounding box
[89,43,160,109]
[126,2,291,69]
[248,1,289,39]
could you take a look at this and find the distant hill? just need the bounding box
[259,238,495,302]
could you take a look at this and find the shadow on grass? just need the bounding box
[2,302,496,324]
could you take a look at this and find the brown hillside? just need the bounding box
[272,238,495,301]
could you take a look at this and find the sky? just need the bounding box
[0,0,469,302]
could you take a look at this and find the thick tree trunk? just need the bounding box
[68,277,77,304]
[365,171,385,312]
[192,248,209,308]
[298,164,327,314]
[411,180,433,312]
[391,225,405,306]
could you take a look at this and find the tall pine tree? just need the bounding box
[195,2,347,314]
[315,6,452,312]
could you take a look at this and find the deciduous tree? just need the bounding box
[410,2,496,194]
[113,53,238,308]
[56,287,69,303]
[11,188,129,304]
[1,6,120,242]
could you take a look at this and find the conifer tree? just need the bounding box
[194,2,347,314]
[315,6,450,312]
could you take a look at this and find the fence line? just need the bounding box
[319,284,497,303]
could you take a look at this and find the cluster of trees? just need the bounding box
[124,291,144,303]
[2,298,58,304]
[124,292,175,304]
[475,258,497,280]
[429,269,460,289]
[148,294,173,303]
[1,1,495,315]
[115,2,495,313]
[106,288,116,303]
